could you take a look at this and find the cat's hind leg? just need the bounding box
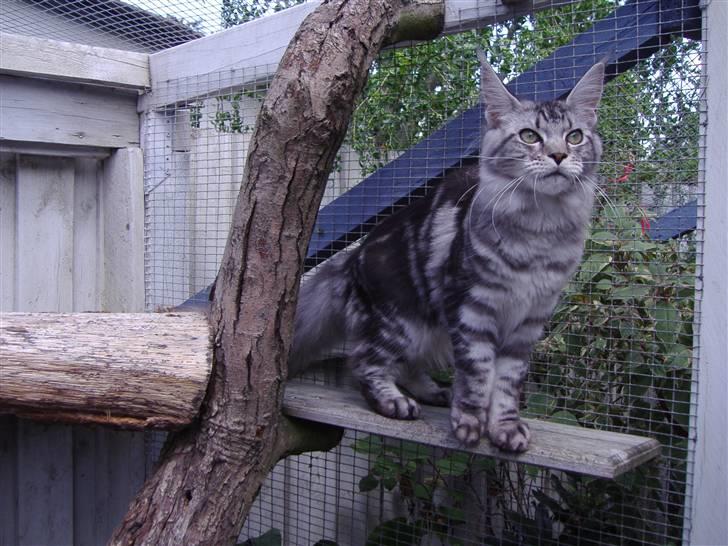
[349,337,421,420]
[399,368,451,407]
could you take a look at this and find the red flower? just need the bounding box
[615,162,635,184]
[640,216,651,236]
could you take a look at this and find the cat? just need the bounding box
[289,50,604,452]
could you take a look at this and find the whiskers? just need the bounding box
[464,175,526,241]
[573,175,619,218]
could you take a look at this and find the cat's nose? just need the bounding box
[549,153,567,165]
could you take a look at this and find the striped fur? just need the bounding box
[290,54,605,451]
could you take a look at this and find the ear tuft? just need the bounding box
[477,48,521,127]
[566,62,605,124]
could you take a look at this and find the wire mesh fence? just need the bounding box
[136,1,703,544]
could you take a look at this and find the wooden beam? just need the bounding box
[141,0,580,111]
[101,148,145,312]
[0,75,139,148]
[686,0,728,542]
[283,383,661,479]
[0,312,212,429]
[0,32,150,89]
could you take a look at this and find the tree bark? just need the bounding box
[111,1,445,544]
[0,312,211,429]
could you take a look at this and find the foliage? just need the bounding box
[237,527,282,546]
[221,0,305,27]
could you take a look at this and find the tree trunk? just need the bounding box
[111,1,444,544]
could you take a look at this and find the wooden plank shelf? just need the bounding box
[283,383,661,479]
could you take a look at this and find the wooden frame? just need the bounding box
[140,0,581,111]
[685,0,728,543]
[0,33,149,89]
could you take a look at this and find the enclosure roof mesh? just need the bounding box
[4,0,206,52]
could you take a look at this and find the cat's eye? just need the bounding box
[566,129,584,145]
[519,129,541,144]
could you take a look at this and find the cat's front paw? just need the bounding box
[450,405,487,446]
[488,419,531,452]
[369,394,421,420]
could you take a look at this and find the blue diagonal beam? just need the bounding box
[305,0,700,267]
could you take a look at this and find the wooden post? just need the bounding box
[686,0,728,543]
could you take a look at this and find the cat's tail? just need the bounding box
[288,252,350,376]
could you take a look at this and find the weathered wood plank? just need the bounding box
[0,152,16,312]
[0,75,139,148]
[73,428,146,546]
[16,155,75,312]
[0,32,150,89]
[17,421,74,546]
[283,383,661,479]
[141,0,581,110]
[73,158,101,312]
[0,312,212,429]
[101,148,145,312]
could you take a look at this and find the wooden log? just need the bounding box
[0,312,212,429]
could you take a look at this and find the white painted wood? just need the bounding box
[0,152,16,311]
[283,383,661,479]
[142,1,318,111]
[16,422,74,546]
[0,32,150,89]
[16,155,75,312]
[0,141,111,159]
[0,75,139,148]
[101,148,145,312]
[73,158,101,311]
[687,1,728,544]
[142,0,581,110]
[444,0,576,31]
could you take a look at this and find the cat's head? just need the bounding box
[477,50,604,198]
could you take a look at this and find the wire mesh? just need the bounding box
[138,1,704,545]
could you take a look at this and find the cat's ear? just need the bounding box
[566,62,605,125]
[477,48,520,127]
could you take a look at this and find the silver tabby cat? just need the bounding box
[290,51,604,452]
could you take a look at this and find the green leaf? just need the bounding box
[651,301,681,346]
[549,410,579,427]
[238,528,282,546]
[589,230,618,245]
[666,347,691,369]
[350,435,383,455]
[358,474,379,492]
[577,253,613,284]
[525,392,554,417]
[413,483,432,500]
[435,453,470,477]
[608,285,651,300]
